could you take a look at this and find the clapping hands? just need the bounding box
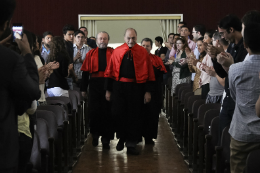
[165,59,174,65]
[38,61,60,84]
[207,44,224,59]
[74,50,82,62]
[46,61,60,70]
[203,65,217,77]
[188,53,198,66]
[216,52,234,68]
[38,66,49,84]
[179,58,187,66]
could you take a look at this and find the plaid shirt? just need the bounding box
[73,44,91,79]
[229,54,260,142]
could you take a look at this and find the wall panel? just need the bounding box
[12,0,260,37]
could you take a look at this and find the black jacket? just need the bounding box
[212,38,247,111]
[64,40,74,63]
[172,51,191,79]
[0,45,40,169]
[47,51,70,90]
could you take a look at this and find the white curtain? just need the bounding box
[80,20,97,37]
[160,19,180,42]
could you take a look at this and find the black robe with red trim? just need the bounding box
[81,46,113,91]
[149,54,167,73]
[104,43,156,142]
[104,43,155,83]
[80,47,114,139]
[142,54,167,139]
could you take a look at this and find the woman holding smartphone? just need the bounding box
[166,37,191,95]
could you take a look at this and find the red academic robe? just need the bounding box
[104,43,155,83]
[80,47,115,139]
[81,47,114,74]
[149,54,167,74]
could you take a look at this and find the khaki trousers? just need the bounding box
[230,137,260,173]
[194,88,201,95]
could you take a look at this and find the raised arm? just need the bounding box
[11,34,40,102]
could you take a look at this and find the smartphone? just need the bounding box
[12,23,23,42]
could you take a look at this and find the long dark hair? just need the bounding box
[197,40,207,60]
[205,30,215,39]
[199,51,207,60]
[47,36,69,63]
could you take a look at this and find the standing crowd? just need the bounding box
[1,0,260,173]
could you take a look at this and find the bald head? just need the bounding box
[124,28,137,36]
[124,28,137,47]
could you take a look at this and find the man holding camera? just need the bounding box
[0,1,40,172]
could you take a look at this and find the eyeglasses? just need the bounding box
[192,31,198,33]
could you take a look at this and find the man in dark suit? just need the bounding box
[63,24,75,89]
[0,0,40,172]
[154,36,168,61]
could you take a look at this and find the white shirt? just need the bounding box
[244,53,249,61]
[192,43,200,81]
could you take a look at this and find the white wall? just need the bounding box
[96,20,164,54]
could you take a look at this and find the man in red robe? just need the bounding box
[104,28,155,155]
[81,31,114,149]
[141,38,167,144]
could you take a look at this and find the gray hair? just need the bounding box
[141,38,153,47]
[124,28,137,36]
[96,31,110,40]
[213,31,221,41]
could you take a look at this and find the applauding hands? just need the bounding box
[216,52,234,69]
[38,61,60,84]
[203,65,217,77]
[187,52,198,66]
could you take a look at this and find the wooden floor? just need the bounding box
[73,115,189,173]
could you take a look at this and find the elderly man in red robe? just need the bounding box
[81,31,114,149]
[104,28,155,155]
[141,38,167,144]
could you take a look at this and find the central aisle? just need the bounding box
[73,116,189,173]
